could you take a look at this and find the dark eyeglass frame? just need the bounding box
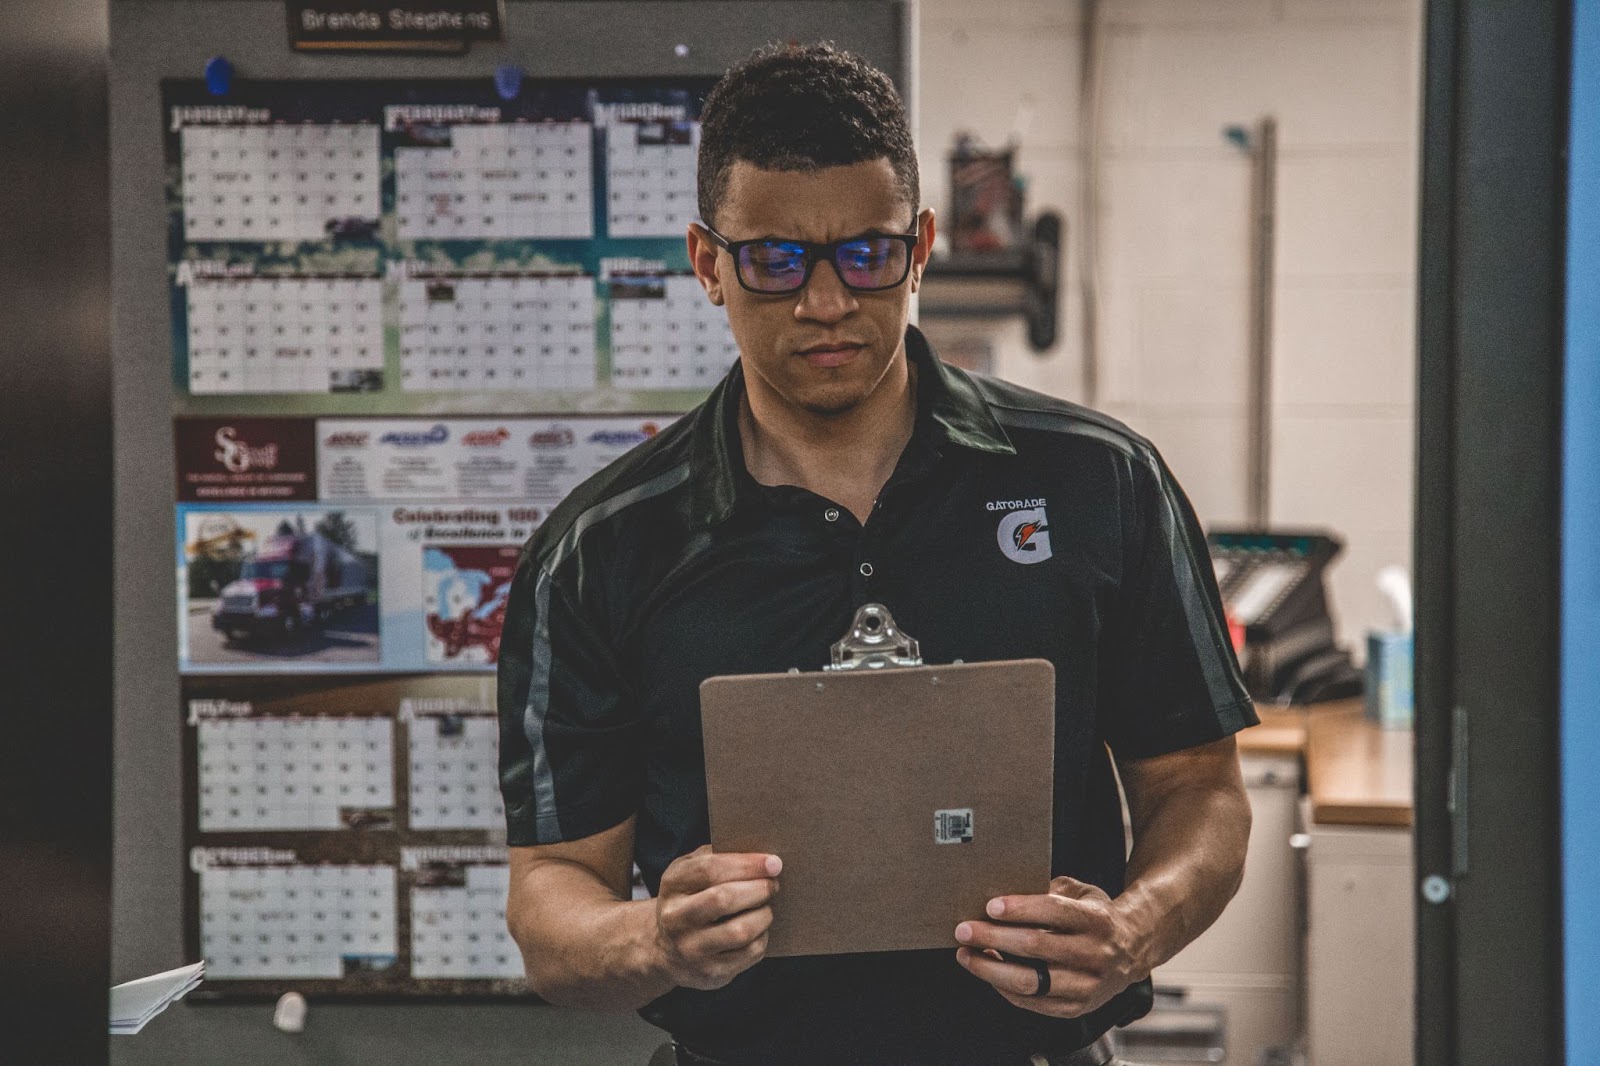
[699,219,922,295]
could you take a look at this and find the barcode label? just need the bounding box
[934,808,974,844]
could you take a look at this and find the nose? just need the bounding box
[793,258,858,324]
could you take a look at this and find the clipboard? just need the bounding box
[699,604,1055,957]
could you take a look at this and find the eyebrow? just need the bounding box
[745,225,911,243]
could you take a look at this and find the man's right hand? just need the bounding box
[652,846,781,990]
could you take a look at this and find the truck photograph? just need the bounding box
[212,521,372,643]
[182,508,381,667]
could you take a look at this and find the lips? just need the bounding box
[796,341,865,369]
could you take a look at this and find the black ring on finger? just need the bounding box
[1026,956,1051,997]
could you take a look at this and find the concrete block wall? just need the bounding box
[916,0,1423,649]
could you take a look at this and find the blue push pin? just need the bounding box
[494,65,524,102]
[205,56,234,97]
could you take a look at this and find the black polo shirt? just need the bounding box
[498,325,1256,1065]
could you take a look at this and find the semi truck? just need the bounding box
[211,526,372,643]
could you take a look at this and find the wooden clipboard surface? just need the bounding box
[699,658,1055,957]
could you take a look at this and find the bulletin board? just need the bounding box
[110,0,907,1044]
[164,72,721,999]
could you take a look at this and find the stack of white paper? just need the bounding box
[110,961,204,1035]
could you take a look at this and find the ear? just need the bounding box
[909,207,937,294]
[687,223,726,306]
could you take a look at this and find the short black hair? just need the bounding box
[696,42,919,229]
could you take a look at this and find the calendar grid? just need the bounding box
[197,716,394,832]
[182,124,380,244]
[408,715,503,830]
[200,863,397,980]
[186,276,383,395]
[609,273,741,389]
[398,272,597,392]
[396,122,594,240]
[409,864,522,980]
[605,120,700,238]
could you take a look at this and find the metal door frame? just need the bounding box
[1415,1,1569,1062]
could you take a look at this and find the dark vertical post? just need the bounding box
[1415,0,1569,1062]
[0,0,114,1061]
[1413,3,1460,1062]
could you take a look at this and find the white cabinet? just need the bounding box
[1136,755,1304,1066]
[1302,814,1414,1066]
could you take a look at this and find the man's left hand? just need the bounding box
[953,876,1149,1019]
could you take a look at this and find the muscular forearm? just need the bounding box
[508,858,676,1010]
[1113,778,1252,977]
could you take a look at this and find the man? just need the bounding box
[498,43,1257,1066]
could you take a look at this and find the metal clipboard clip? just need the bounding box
[824,603,923,671]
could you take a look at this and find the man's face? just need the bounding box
[688,158,935,416]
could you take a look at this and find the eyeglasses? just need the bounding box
[700,221,921,295]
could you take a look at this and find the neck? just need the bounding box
[739,347,918,525]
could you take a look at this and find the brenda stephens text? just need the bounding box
[295,6,499,35]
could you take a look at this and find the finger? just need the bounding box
[955,947,1095,1008]
[994,986,1098,1020]
[666,877,779,929]
[683,930,771,990]
[982,892,1108,933]
[954,946,1056,998]
[716,929,769,971]
[954,920,1103,967]
[663,851,782,895]
[677,905,774,957]
[1048,875,1110,902]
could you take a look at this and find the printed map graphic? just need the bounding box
[422,545,519,664]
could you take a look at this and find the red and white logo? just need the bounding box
[213,426,279,473]
[462,427,511,447]
[993,501,1052,565]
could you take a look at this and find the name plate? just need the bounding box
[287,1,506,53]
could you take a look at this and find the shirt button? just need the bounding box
[825,507,840,522]
[859,562,874,577]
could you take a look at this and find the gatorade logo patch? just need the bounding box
[996,505,1052,565]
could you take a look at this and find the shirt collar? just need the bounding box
[685,324,1015,528]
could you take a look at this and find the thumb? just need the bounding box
[1049,875,1108,900]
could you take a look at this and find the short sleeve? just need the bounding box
[497,546,642,846]
[1098,449,1258,760]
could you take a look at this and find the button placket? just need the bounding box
[853,502,883,600]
